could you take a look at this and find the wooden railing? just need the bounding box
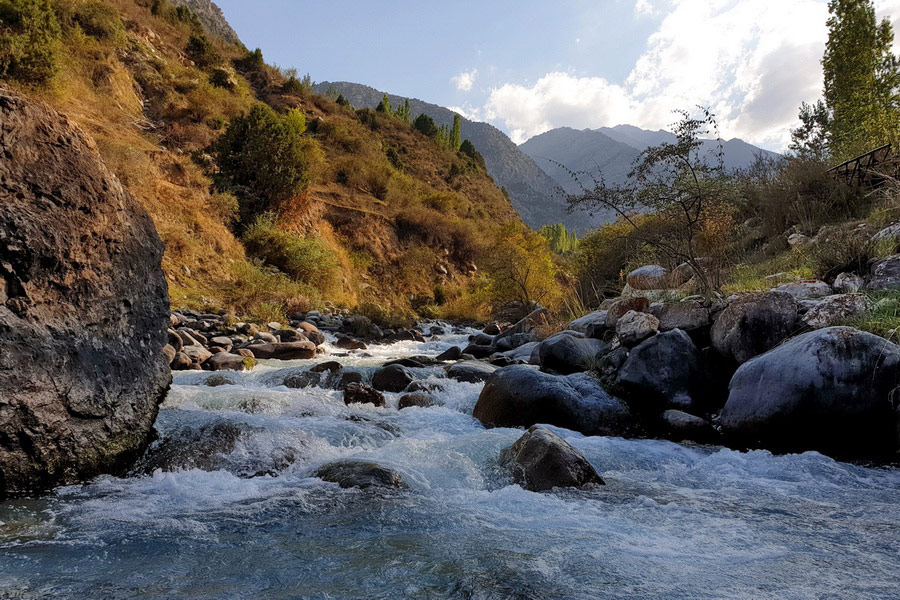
[828,143,899,189]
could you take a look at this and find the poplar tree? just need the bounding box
[376,93,393,116]
[821,0,900,160]
[449,114,462,151]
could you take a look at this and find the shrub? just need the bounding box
[212,104,323,223]
[186,33,221,69]
[808,222,875,280]
[207,191,239,226]
[242,213,342,293]
[0,0,62,84]
[395,206,479,263]
[209,68,234,89]
[413,113,438,137]
[224,261,323,321]
[459,139,486,170]
[73,0,123,43]
[281,76,304,95]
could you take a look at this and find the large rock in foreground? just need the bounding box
[720,327,900,458]
[500,426,604,491]
[0,89,171,496]
[473,366,633,437]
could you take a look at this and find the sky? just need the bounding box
[216,0,900,151]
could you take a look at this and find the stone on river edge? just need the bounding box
[0,87,171,496]
[720,327,900,458]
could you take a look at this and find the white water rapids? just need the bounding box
[1,326,899,599]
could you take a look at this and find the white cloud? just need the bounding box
[634,0,661,16]
[451,69,477,92]
[481,0,837,150]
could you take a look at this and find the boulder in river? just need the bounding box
[343,383,386,407]
[0,88,170,496]
[246,341,317,360]
[500,425,604,491]
[474,366,633,437]
[446,360,498,383]
[372,364,416,392]
[720,327,900,458]
[537,332,608,374]
[314,460,407,489]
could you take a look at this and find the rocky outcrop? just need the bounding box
[720,327,900,458]
[473,366,633,437]
[711,292,798,364]
[500,426,604,491]
[0,89,171,496]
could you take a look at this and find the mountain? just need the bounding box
[521,124,781,203]
[170,0,240,44]
[314,82,589,232]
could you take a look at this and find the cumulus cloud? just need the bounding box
[451,69,477,92]
[482,0,837,149]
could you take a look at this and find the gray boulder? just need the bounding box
[473,366,633,437]
[801,294,870,329]
[867,255,900,291]
[537,332,609,374]
[615,310,659,348]
[626,265,670,290]
[616,329,706,412]
[446,361,498,383]
[721,327,900,458]
[372,364,415,392]
[0,88,171,496]
[249,341,317,360]
[314,460,406,489]
[660,410,717,444]
[568,311,608,334]
[398,393,436,409]
[711,292,798,364]
[651,301,711,333]
[833,272,864,294]
[775,280,833,299]
[500,426,604,491]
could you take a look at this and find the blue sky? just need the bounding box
[217,0,900,151]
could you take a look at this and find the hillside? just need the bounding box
[0,0,522,320]
[521,124,782,207]
[314,81,594,232]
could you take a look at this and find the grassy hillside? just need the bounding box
[1,0,527,321]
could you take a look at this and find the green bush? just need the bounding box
[186,33,221,69]
[242,213,342,293]
[0,0,62,84]
[209,68,234,89]
[808,222,875,280]
[73,0,123,43]
[212,104,323,223]
[413,113,438,137]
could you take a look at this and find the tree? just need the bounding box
[789,100,830,160]
[449,114,462,151]
[376,93,393,116]
[459,139,486,170]
[568,109,734,295]
[483,222,563,315]
[0,0,61,84]
[822,0,900,160]
[414,113,438,137]
[211,104,323,224]
[539,223,579,254]
[185,33,221,69]
[396,98,412,123]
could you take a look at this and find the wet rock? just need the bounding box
[372,364,415,393]
[335,335,367,350]
[314,460,406,489]
[162,344,176,365]
[284,371,322,389]
[801,294,870,329]
[483,323,502,336]
[615,310,659,348]
[867,255,900,291]
[310,361,342,374]
[721,327,900,458]
[537,333,608,374]
[247,341,317,360]
[462,344,496,359]
[205,352,248,371]
[343,383,386,407]
[383,358,427,368]
[500,425,604,491]
[446,360,498,383]
[474,366,633,437]
[0,87,178,496]
[208,336,234,351]
[336,371,363,389]
[711,292,798,364]
[492,308,548,347]
[493,332,537,352]
[660,410,717,443]
[627,265,670,290]
[775,280,833,299]
[616,329,706,412]
[501,341,540,364]
[205,374,236,387]
[436,346,463,361]
[404,380,444,394]
[171,352,193,370]
[833,272,864,294]
[398,393,436,409]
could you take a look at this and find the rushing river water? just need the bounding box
[2,326,900,599]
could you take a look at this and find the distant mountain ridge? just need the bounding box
[314,81,596,232]
[521,124,781,196]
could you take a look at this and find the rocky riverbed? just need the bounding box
[2,324,900,599]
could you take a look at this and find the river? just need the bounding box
[2,326,899,599]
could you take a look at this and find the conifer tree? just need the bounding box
[376,93,393,116]
[396,98,411,123]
